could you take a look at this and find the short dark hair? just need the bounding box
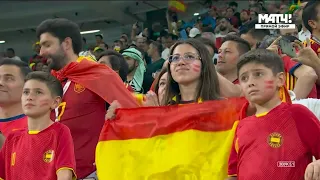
[0,58,32,78]
[25,71,63,97]
[302,1,320,33]
[229,1,238,7]
[36,18,82,54]
[222,35,251,55]
[226,7,234,12]
[97,50,128,81]
[114,40,123,46]
[95,34,103,39]
[150,41,163,55]
[237,49,284,76]
[6,48,15,53]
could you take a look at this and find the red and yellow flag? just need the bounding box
[96,98,246,179]
[168,0,186,12]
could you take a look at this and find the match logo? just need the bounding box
[256,14,296,30]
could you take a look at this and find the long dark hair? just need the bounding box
[163,38,221,105]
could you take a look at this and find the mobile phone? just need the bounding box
[279,38,296,58]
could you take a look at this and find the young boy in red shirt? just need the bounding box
[229,49,320,180]
[0,71,76,180]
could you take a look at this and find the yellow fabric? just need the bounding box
[77,56,96,63]
[95,121,239,180]
[28,130,40,134]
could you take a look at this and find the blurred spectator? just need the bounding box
[240,19,270,49]
[161,33,178,60]
[198,37,217,62]
[97,50,134,92]
[6,48,21,61]
[277,26,299,38]
[144,41,165,91]
[35,62,44,71]
[239,10,251,32]
[249,4,262,14]
[93,47,104,59]
[229,2,241,25]
[280,4,289,14]
[82,37,88,51]
[113,40,124,53]
[249,10,258,20]
[202,6,219,29]
[120,35,129,49]
[29,42,47,65]
[215,17,236,48]
[226,7,240,28]
[293,1,310,42]
[98,42,109,50]
[122,48,146,93]
[189,27,201,38]
[249,0,259,6]
[265,1,281,14]
[201,27,216,44]
[95,34,104,46]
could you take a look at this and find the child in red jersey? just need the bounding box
[229,49,320,180]
[0,71,76,180]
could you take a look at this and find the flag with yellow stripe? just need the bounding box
[168,0,186,12]
[96,98,246,180]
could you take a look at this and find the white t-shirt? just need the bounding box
[161,48,170,60]
[298,29,311,42]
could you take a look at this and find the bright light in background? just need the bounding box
[0,41,5,44]
[80,30,100,35]
[194,13,199,16]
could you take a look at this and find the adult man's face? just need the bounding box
[39,32,67,71]
[240,11,250,22]
[226,8,234,18]
[241,33,257,49]
[216,41,240,75]
[161,36,174,49]
[219,18,230,31]
[0,65,24,105]
[280,28,299,38]
[293,2,308,25]
[6,50,14,58]
[136,38,147,51]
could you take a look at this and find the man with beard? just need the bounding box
[36,18,138,179]
[122,48,146,93]
[293,1,310,42]
[214,17,233,49]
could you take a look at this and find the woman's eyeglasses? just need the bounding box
[168,52,201,64]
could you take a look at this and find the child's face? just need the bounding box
[238,63,285,105]
[22,80,61,118]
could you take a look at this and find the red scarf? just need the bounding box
[51,59,139,108]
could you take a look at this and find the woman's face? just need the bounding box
[169,44,202,85]
[157,72,168,104]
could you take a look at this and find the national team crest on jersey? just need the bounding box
[268,132,283,148]
[43,150,54,163]
[74,83,85,93]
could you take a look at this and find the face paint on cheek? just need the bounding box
[264,80,274,89]
[191,63,201,72]
[39,100,50,107]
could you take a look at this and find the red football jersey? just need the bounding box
[235,103,320,179]
[282,55,317,98]
[51,81,106,178]
[0,123,76,180]
[304,36,320,98]
[0,114,27,137]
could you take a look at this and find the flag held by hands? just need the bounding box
[96,98,246,180]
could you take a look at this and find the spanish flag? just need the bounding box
[51,58,139,108]
[96,98,246,179]
[168,0,186,12]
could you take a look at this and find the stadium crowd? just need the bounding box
[1,0,320,179]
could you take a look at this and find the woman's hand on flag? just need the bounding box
[106,100,121,120]
[143,91,160,107]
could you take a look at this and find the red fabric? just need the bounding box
[50,80,105,178]
[51,59,138,108]
[282,56,317,98]
[215,37,223,49]
[0,123,76,180]
[0,115,27,137]
[232,79,239,85]
[307,36,320,98]
[236,103,320,179]
[125,83,134,92]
